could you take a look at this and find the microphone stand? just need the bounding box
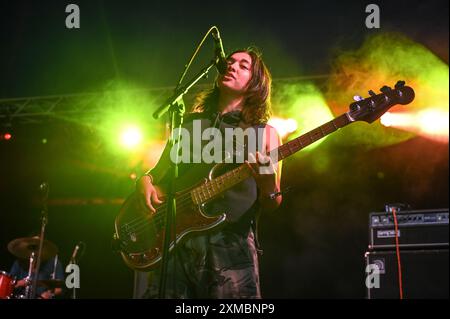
[24,252,35,299]
[30,182,49,299]
[153,61,216,120]
[69,242,84,299]
[70,255,77,299]
[154,60,216,298]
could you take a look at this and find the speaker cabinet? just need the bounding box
[365,249,449,299]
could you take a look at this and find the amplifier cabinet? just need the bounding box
[369,209,448,249]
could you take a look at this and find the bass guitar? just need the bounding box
[113,81,415,271]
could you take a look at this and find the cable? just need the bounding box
[175,26,219,90]
[391,207,404,299]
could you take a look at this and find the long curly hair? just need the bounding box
[192,47,272,125]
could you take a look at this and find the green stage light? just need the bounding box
[120,125,143,149]
[326,32,448,147]
[273,82,334,152]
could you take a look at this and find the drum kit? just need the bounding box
[2,184,84,299]
[0,236,64,299]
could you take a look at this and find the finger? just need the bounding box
[245,160,258,178]
[247,153,260,171]
[139,192,155,213]
[137,193,150,212]
[151,191,163,205]
[145,195,156,213]
[256,151,271,165]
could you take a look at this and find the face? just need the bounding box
[218,52,253,95]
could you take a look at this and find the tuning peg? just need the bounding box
[350,103,361,112]
[353,95,364,101]
[395,81,405,89]
[380,86,392,94]
[368,90,376,97]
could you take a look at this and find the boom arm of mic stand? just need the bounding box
[152,60,216,120]
[30,203,49,298]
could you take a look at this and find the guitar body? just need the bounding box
[114,165,229,271]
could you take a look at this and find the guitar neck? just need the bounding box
[276,113,351,161]
[190,113,352,205]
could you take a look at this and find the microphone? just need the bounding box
[211,29,228,75]
[70,241,84,263]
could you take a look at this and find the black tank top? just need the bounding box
[159,110,264,233]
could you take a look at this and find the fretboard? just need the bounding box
[190,113,352,205]
[276,113,350,161]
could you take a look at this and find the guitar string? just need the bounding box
[121,191,191,229]
[119,195,222,246]
[120,141,304,240]
[120,122,291,232]
[120,96,402,245]
[120,192,193,236]
[124,109,382,235]
[121,178,237,240]
[121,168,245,231]
[120,125,249,244]
[120,120,341,235]
[121,119,344,234]
[120,169,247,242]
[120,181,220,232]
[120,121,349,243]
[120,179,233,241]
[126,198,195,235]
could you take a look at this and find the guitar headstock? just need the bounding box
[347,81,415,123]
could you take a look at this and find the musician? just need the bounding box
[136,47,282,298]
[10,256,65,299]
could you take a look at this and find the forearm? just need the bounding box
[259,193,282,213]
[256,125,283,213]
[148,140,174,184]
[257,173,282,213]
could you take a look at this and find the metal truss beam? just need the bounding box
[0,75,329,125]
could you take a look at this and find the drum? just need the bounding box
[0,271,15,299]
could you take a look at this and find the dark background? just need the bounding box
[0,0,448,298]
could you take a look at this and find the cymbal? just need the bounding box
[37,279,65,289]
[7,236,58,261]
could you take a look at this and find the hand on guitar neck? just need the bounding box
[245,151,282,213]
